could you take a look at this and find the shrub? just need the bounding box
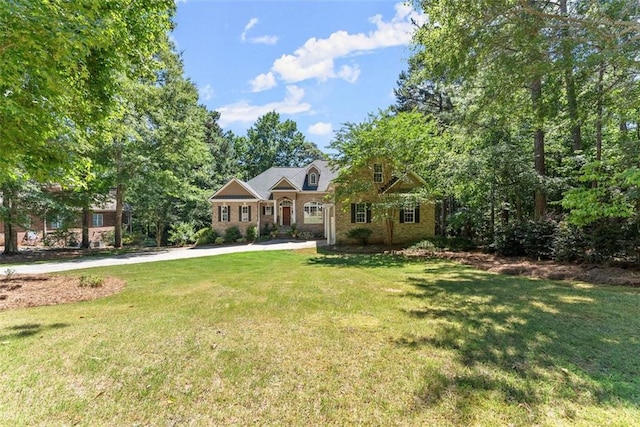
[79,274,104,288]
[224,226,242,243]
[246,225,257,242]
[421,236,475,251]
[495,219,557,259]
[298,231,314,240]
[346,227,373,245]
[194,227,218,246]
[409,240,438,252]
[214,236,225,245]
[553,222,588,262]
[168,222,196,246]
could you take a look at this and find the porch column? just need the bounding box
[292,199,296,225]
[256,201,260,235]
[274,199,278,225]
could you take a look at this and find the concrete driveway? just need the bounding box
[2,240,324,275]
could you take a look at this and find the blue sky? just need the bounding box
[171,1,425,152]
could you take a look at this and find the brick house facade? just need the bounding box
[210,160,436,245]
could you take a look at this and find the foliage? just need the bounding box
[0,0,175,184]
[224,226,243,243]
[168,222,196,246]
[238,111,324,178]
[346,228,373,245]
[408,0,640,246]
[193,227,218,246]
[245,225,257,242]
[214,236,225,245]
[78,274,104,288]
[494,220,558,259]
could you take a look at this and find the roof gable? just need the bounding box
[210,178,261,201]
[269,177,300,191]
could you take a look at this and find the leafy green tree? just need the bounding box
[238,111,324,178]
[0,0,175,182]
[122,49,211,247]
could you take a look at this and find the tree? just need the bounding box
[121,49,212,246]
[237,112,325,178]
[0,0,174,254]
[330,110,441,244]
[0,0,175,182]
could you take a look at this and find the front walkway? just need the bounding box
[3,240,324,275]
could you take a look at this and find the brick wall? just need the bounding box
[335,201,435,245]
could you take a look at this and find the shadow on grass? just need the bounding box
[394,264,640,416]
[306,251,410,269]
[1,322,70,340]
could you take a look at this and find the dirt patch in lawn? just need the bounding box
[0,274,125,311]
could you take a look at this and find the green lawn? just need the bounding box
[1,249,639,426]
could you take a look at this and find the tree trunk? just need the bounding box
[385,218,394,245]
[593,64,605,189]
[114,183,124,248]
[1,184,19,255]
[560,0,582,152]
[155,220,164,247]
[531,77,547,219]
[81,206,91,249]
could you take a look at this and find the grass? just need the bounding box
[1,249,639,426]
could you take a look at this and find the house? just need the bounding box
[209,159,436,245]
[0,192,131,248]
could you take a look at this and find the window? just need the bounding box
[264,205,273,216]
[373,164,383,183]
[403,205,415,223]
[49,216,63,230]
[92,213,104,227]
[400,200,420,224]
[303,201,323,224]
[241,205,250,222]
[309,172,317,185]
[355,203,367,223]
[220,206,229,222]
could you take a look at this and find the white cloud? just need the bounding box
[217,85,311,127]
[263,3,425,85]
[241,17,279,45]
[308,122,333,136]
[250,72,277,92]
[199,84,215,101]
[251,35,279,45]
[241,18,259,41]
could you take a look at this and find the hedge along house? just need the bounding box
[209,160,337,240]
[210,159,436,245]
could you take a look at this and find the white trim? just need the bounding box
[210,198,261,203]
[381,171,427,194]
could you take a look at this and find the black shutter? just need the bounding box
[248,206,252,222]
[399,209,405,224]
[366,203,372,223]
[218,206,221,222]
[262,206,265,215]
[415,206,420,223]
[351,203,356,223]
[239,206,242,221]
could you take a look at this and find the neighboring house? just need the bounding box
[0,193,131,248]
[209,159,436,245]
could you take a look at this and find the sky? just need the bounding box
[171,0,425,152]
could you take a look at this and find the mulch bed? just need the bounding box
[0,274,125,311]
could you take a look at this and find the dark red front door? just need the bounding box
[282,206,291,226]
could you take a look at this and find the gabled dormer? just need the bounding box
[304,165,320,190]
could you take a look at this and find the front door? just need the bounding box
[282,206,291,226]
